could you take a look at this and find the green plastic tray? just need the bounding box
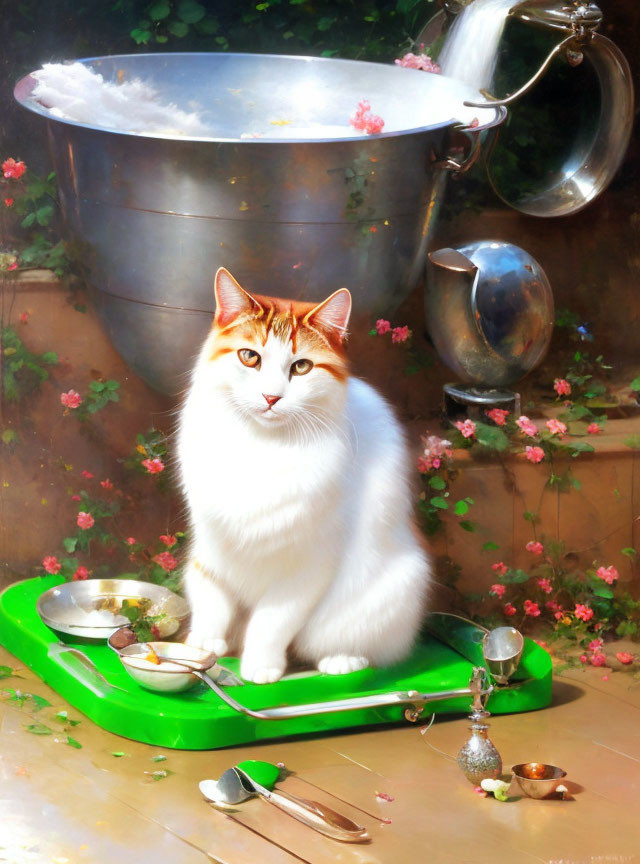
[0,576,552,749]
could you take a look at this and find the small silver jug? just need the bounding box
[425,240,554,388]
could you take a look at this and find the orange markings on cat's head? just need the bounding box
[210,268,351,376]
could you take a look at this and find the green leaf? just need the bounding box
[459,520,478,532]
[168,20,189,36]
[26,723,52,735]
[146,769,171,781]
[156,33,169,42]
[196,16,219,34]
[592,583,614,599]
[482,541,500,551]
[151,754,167,762]
[474,422,510,452]
[66,735,82,748]
[428,476,446,490]
[454,500,469,516]
[523,511,539,523]
[624,435,640,450]
[566,441,595,457]
[0,665,14,679]
[2,429,18,445]
[396,0,424,12]
[55,710,81,726]
[621,547,637,558]
[131,27,152,44]
[21,212,36,228]
[89,380,105,392]
[177,0,205,22]
[502,569,530,584]
[63,537,78,553]
[631,376,640,391]
[30,694,51,712]
[430,497,448,510]
[149,1,170,20]
[111,751,127,757]
[36,205,54,226]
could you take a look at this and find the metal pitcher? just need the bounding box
[425,240,554,388]
[417,0,634,216]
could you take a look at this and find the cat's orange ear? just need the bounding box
[303,288,351,345]
[214,268,264,328]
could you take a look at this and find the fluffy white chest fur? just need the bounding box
[177,270,430,683]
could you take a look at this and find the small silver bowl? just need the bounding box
[113,640,215,693]
[512,763,567,799]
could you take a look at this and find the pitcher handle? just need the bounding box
[461,31,634,217]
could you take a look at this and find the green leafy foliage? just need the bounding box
[25,723,53,735]
[1,327,58,402]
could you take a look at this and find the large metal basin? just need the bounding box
[15,53,503,393]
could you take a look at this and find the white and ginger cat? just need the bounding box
[178,268,431,684]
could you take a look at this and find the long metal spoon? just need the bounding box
[200,768,370,843]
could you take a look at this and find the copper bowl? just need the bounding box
[512,762,567,799]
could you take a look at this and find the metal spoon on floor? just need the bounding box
[200,767,370,843]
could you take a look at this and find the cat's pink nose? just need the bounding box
[263,393,282,407]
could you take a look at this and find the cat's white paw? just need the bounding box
[240,660,284,684]
[185,633,228,657]
[318,655,369,675]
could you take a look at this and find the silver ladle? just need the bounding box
[200,768,370,843]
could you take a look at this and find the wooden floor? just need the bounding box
[1,643,639,864]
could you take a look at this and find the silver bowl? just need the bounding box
[113,640,215,693]
[14,52,503,393]
[37,579,189,639]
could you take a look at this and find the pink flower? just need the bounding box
[590,652,606,667]
[525,446,545,464]
[588,638,603,652]
[580,654,588,664]
[100,478,114,490]
[4,197,13,207]
[72,566,89,581]
[60,389,83,409]
[375,319,391,335]
[574,603,594,622]
[391,325,412,344]
[350,99,385,135]
[491,561,507,576]
[394,52,441,73]
[537,578,552,594]
[516,415,538,437]
[2,157,26,179]
[504,603,517,617]
[159,534,177,547]
[19,312,28,324]
[419,435,453,472]
[42,555,61,574]
[526,541,544,555]
[554,378,572,397]
[7,261,18,272]
[554,610,564,621]
[485,408,509,426]
[142,458,165,474]
[616,651,634,665]
[596,565,619,585]
[587,423,601,434]
[153,551,178,572]
[489,583,506,598]
[545,418,567,436]
[71,494,81,502]
[524,599,541,617]
[125,537,136,545]
[546,600,561,613]
[455,419,476,439]
[81,470,94,479]
[76,511,95,530]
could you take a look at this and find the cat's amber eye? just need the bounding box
[291,358,314,376]
[238,348,261,369]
